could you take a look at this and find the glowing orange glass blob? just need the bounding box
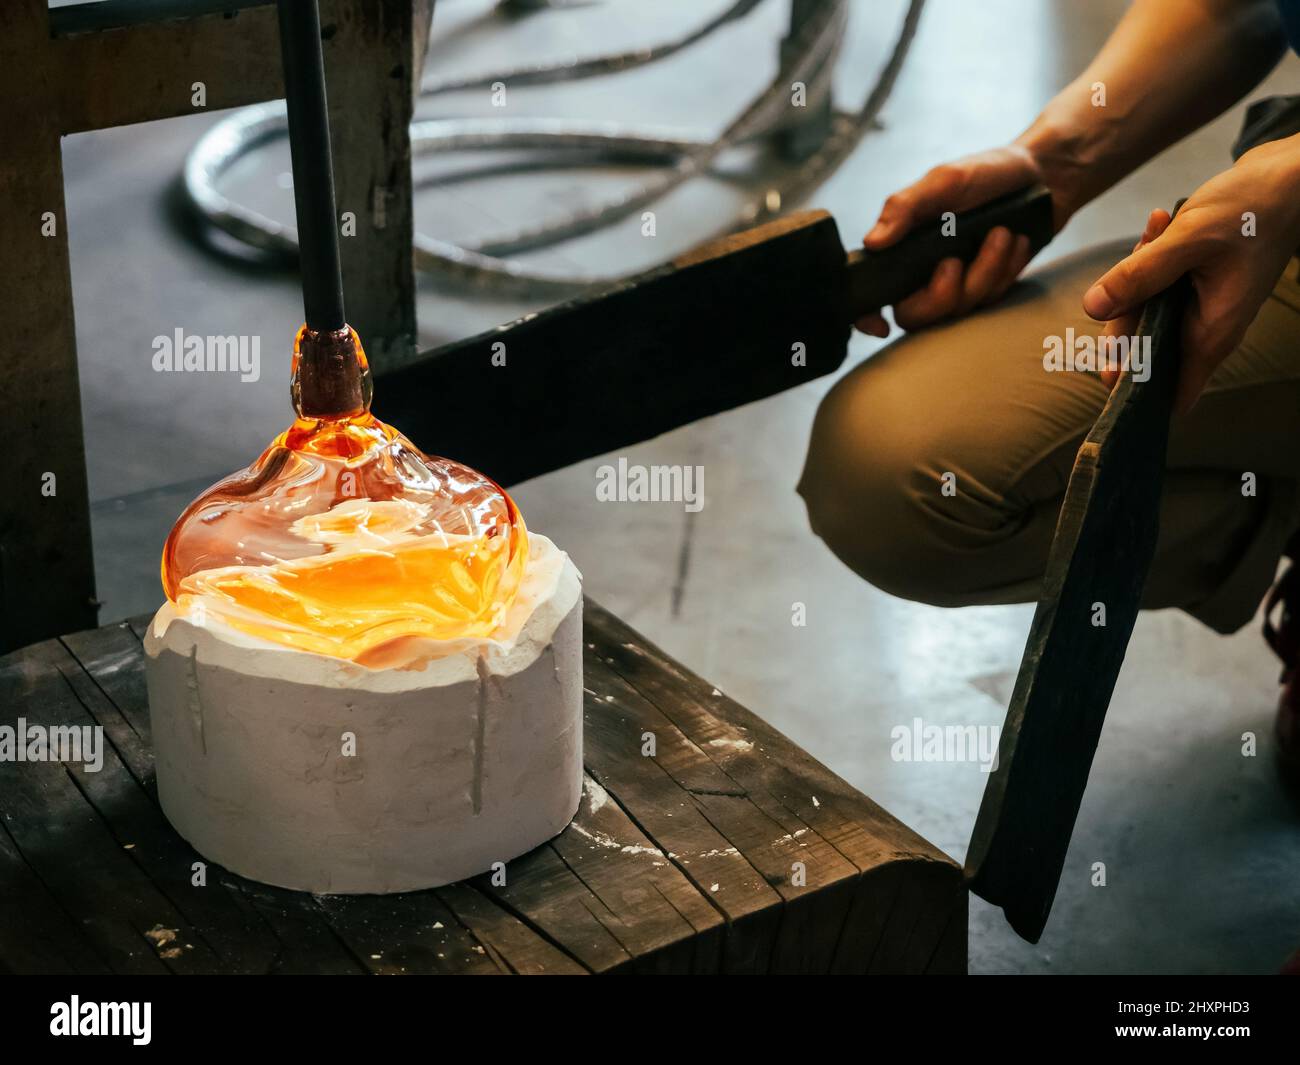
[161,325,527,665]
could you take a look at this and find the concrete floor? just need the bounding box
[67,0,1300,972]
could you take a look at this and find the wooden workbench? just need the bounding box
[0,600,964,974]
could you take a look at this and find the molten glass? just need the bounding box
[161,325,527,664]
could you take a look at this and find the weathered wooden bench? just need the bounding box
[0,601,964,975]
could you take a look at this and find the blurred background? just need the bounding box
[62,0,1300,972]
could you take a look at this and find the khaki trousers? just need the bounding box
[798,239,1300,634]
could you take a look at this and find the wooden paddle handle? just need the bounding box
[844,184,1055,318]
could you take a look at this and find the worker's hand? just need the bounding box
[1085,133,1300,413]
[1094,209,1171,392]
[856,144,1072,336]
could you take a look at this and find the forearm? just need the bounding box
[1017,0,1287,216]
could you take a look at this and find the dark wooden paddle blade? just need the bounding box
[375,211,852,486]
[964,273,1189,943]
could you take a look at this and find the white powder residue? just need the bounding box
[583,777,610,815]
[569,821,665,859]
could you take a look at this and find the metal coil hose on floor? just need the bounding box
[181,0,925,298]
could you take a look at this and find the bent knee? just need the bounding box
[797,372,1012,605]
[798,441,953,604]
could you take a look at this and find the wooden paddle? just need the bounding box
[376,186,1054,484]
[965,204,1190,942]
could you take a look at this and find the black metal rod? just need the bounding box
[277,0,346,332]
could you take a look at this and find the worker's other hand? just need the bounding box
[1094,209,1171,393]
[1085,134,1300,413]
[856,144,1070,336]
